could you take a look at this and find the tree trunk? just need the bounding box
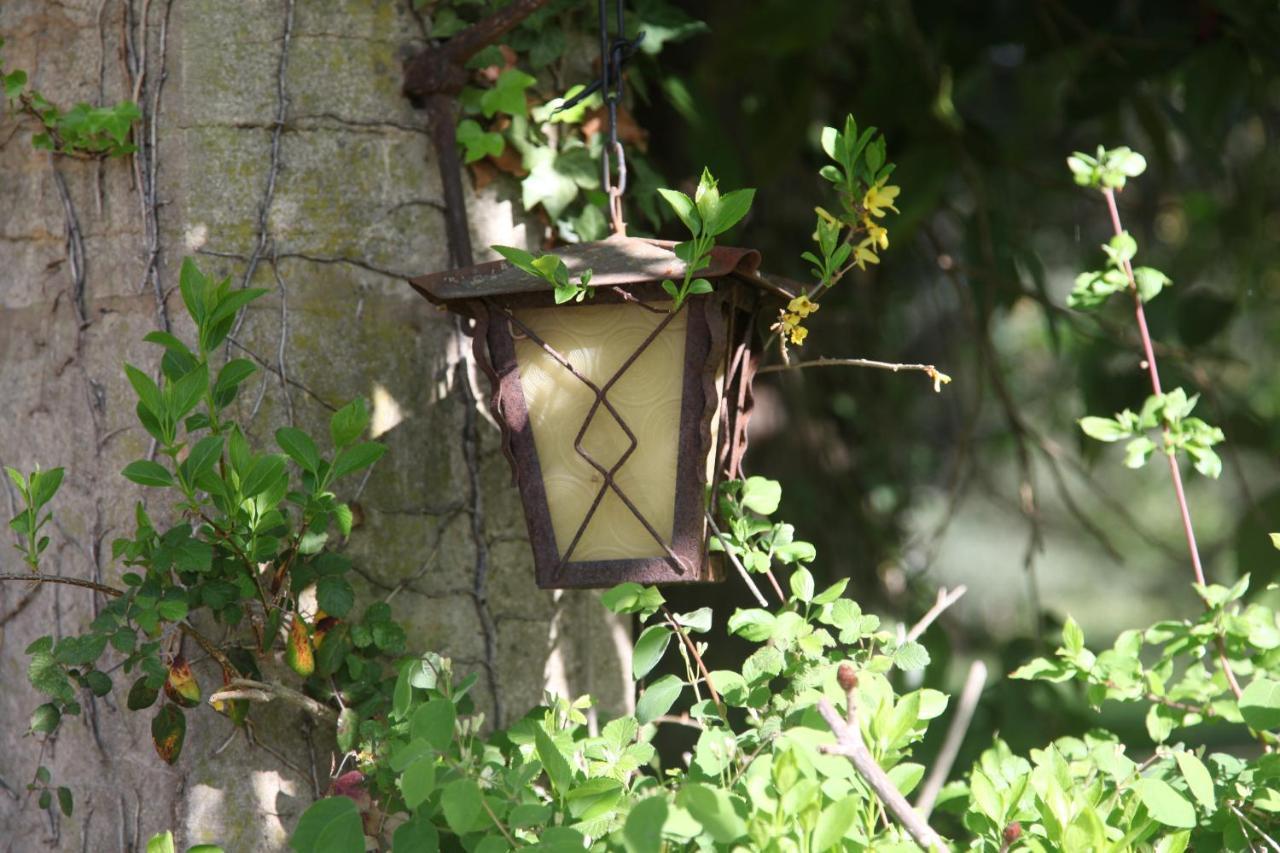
[0,2,629,849]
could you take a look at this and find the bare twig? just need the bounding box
[916,660,987,818]
[818,667,946,851]
[0,573,122,596]
[904,585,967,643]
[758,357,951,393]
[705,513,768,608]
[1231,804,1280,853]
[209,678,337,724]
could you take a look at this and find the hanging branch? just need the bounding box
[758,357,951,393]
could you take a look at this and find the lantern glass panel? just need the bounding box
[512,301,686,561]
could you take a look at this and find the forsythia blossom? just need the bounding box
[863,177,900,218]
[772,296,821,350]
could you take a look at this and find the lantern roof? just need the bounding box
[408,235,793,305]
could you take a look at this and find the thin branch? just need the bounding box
[705,513,768,607]
[758,357,951,392]
[209,678,337,724]
[0,572,236,675]
[916,660,987,818]
[0,573,122,596]
[904,585,967,643]
[1231,804,1280,853]
[818,668,946,851]
[661,604,727,720]
[1101,188,1244,703]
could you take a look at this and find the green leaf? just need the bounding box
[789,567,815,603]
[125,364,164,417]
[391,817,438,852]
[1134,777,1196,828]
[1175,751,1215,813]
[657,188,700,235]
[535,724,573,795]
[636,674,683,724]
[1062,616,1084,654]
[741,476,781,515]
[183,436,224,483]
[726,609,775,642]
[708,670,749,706]
[151,703,186,765]
[122,460,173,488]
[276,428,320,474]
[492,245,539,277]
[1240,678,1280,731]
[675,607,713,633]
[522,149,579,218]
[812,796,856,852]
[168,364,209,420]
[399,756,437,811]
[29,702,60,734]
[480,68,535,118]
[329,399,370,449]
[30,468,64,507]
[624,796,668,853]
[57,786,72,817]
[4,69,27,98]
[706,188,755,235]
[212,359,256,406]
[334,707,359,753]
[892,641,930,671]
[315,575,354,619]
[239,455,286,498]
[331,442,386,480]
[676,783,746,843]
[441,778,483,834]
[127,676,160,710]
[812,578,848,605]
[146,831,177,853]
[410,698,456,752]
[206,288,269,333]
[632,625,671,680]
[289,796,364,853]
[600,582,664,617]
[1079,416,1131,442]
[455,118,504,163]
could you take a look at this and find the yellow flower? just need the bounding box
[769,309,810,348]
[787,294,820,318]
[864,219,889,250]
[863,177,900,218]
[853,241,880,270]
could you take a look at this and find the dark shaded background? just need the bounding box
[631,0,1280,778]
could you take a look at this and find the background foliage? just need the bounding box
[626,0,1280,765]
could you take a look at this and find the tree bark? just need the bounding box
[0,2,629,849]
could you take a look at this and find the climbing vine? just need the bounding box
[1,38,140,158]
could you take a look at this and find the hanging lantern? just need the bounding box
[407,236,786,588]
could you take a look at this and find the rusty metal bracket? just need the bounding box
[402,0,550,269]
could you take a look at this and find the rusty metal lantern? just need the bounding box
[407,236,785,589]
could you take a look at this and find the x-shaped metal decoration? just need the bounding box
[500,305,692,579]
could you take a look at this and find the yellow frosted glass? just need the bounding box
[513,302,687,561]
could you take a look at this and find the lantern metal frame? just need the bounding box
[408,236,786,588]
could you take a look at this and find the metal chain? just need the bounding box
[599,0,630,235]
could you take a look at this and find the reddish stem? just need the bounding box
[1101,188,1206,589]
[1101,188,1242,701]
